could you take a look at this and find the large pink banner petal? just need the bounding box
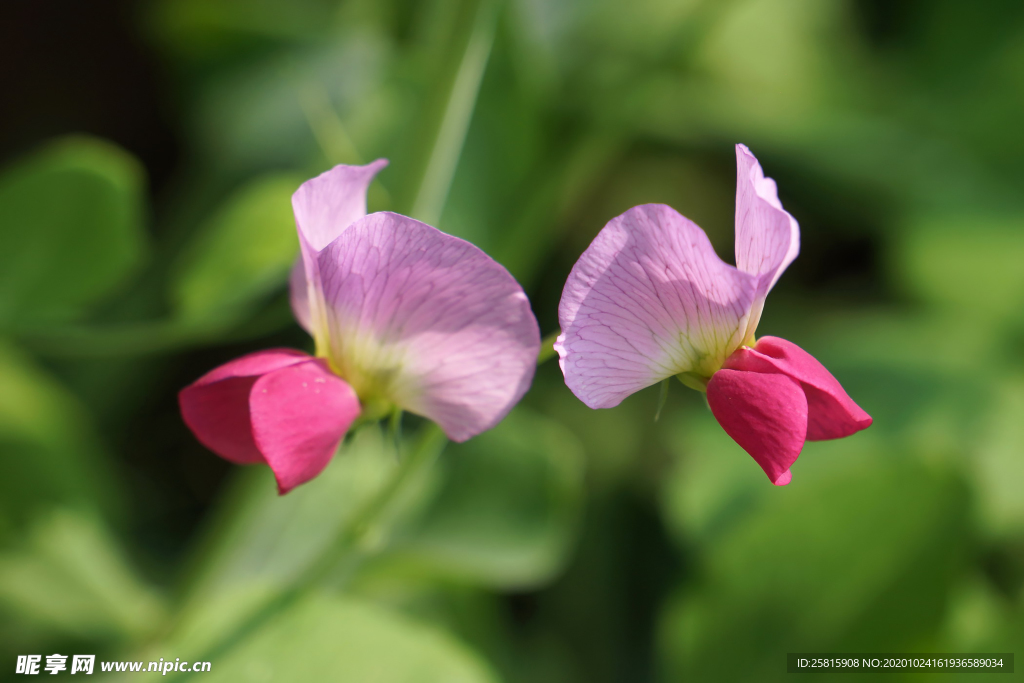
[557,203,756,409]
[316,212,540,442]
[290,160,389,344]
[734,144,800,340]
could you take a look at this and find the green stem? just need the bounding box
[410,0,501,225]
[537,330,560,365]
[295,77,364,166]
[171,424,448,680]
[654,378,669,422]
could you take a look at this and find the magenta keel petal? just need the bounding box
[707,368,808,485]
[724,336,872,441]
[178,349,312,465]
[250,359,360,494]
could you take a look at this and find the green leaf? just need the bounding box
[165,427,403,654]
[659,449,971,681]
[0,341,121,531]
[151,0,341,61]
[971,375,1024,537]
[171,173,304,328]
[389,407,585,589]
[0,510,165,642]
[200,595,499,683]
[0,136,146,327]
[894,213,1024,323]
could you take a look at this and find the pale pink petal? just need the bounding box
[289,258,312,333]
[555,204,756,409]
[706,368,807,485]
[291,160,388,345]
[178,349,311,465]
[724,336,872,441]
[292,159,389,252]
[250,359,360,494]
[316,212,539,441]
[734,144,800,341]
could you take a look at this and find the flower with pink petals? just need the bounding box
[555,144,871,485]
[181,161,540,493]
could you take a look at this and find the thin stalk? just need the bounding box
[295,78,364,166]
[537,330,560,365]
[410,0,501,225]
[654,378,669,422]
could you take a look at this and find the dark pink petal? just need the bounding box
[724,336,872,440]
[556,203,756,409]
[734,144,800,340]
[250,359,360,494]
[178,349,312,465]
[316,212,540,442]
[291,160,388,343]
[707,368,808,485]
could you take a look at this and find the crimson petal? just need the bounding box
[178,349,311,465]
[707,368,807,485]
[724,336,872,440]
[250,359,360,494]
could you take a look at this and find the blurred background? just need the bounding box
[1,0,1022,680]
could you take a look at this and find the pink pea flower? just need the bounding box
[555,145,871,485]
[180,161,540,493]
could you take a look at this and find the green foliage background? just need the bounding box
[0,0,1022,680]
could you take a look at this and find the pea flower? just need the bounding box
[180,160,540,493]
[555,145,870,485]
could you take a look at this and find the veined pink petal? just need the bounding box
[289,258,312,333]
[706,368,807,485]
[250,359,360,494]
[292,159,389,252]
[316,212,540,442]
[734,144,800,341]
[290,160,389,345]
[556,204,756,409]
[178,349,312,465]
[724,336,872,441]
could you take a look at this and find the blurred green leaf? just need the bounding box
[659,450,971,681]
[939,578,1019,656]
[171,173,304,328]
[151,0,340,62]
[387,407,585,589]
[694,0,851,113]
[190,38,393,174]
[760,310,995,444]
[660,409,776,545]
[894,213,1024,323]
[0,341,121,531]
[0,510,165,642]
[0,136,146,328]
[971,375,1024,537]
[164,427,410,654]
[201,594,499,683]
